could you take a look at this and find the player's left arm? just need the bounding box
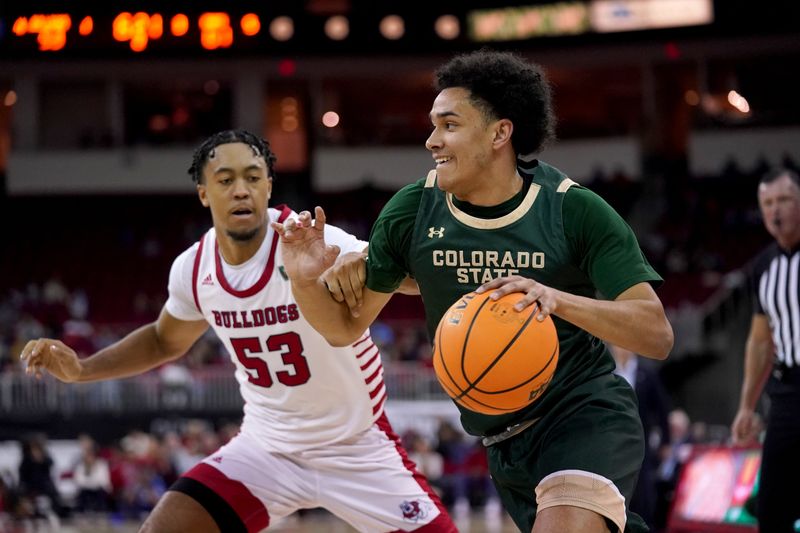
[395,276,421,295]
[321,246,419,314]
[274,207,396,346]
[478,186,673,359]
[553,281,672,359]
[479,278,672,359]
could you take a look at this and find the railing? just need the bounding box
[0,362,449,416]
[700,269,752,356]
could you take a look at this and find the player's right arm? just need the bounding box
[275,207,393,346]
[277,182,421,346]
[731,313,773,445]
[322,249,419,312]
[20,310,208,383]
[21,241,211,383]
[298,279,392,346]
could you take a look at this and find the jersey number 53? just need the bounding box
[230,333,310,388]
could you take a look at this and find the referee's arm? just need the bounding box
[731,313,773,445]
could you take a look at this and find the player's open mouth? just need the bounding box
[435,156,453,167]
[231,208,254,219]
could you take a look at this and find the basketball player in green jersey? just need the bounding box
[274,49,673,533]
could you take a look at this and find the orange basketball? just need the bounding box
[432,290,559,415]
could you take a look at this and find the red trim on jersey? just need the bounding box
[352,334,371,347]
[183,462,270,533]
[360,351,380,371]
[365,365,381,385]
[191,234,207,314]
[372,390,387,414]
[375,413,457,533]
[356,342,376,359]
[214,205,292,299]
[369,380,385,399]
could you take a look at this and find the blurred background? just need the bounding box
[0,0,797,531]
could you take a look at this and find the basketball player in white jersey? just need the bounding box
[20,130,456,533]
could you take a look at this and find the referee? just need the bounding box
[731,168,800,533]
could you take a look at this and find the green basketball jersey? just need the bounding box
[366,160,661,436]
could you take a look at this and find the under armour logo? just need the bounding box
[428,227,445,239]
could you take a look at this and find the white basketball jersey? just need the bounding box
[165,206,387,453]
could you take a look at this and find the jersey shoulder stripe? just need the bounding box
[424,169,437,188]
[557,177,578,193]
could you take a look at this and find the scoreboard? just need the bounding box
[9,12,261,52]
[0,1,725,60]
[0,4,468,59]
[0,8,325,58]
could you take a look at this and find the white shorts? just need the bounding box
[175,413,453,532]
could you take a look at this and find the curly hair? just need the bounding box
[188,129,277,184]
[434,49,555,156]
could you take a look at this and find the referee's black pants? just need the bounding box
[759,394,800,533]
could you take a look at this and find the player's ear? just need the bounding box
[492,119,513,149]
[197,183,210,207]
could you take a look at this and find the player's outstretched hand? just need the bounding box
[322,251,367,317]
[272,206,341,286]
[20,339,82,382]
[476,275,557,321]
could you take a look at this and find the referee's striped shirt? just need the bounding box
[753,242,800,376]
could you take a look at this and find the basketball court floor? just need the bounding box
[35,507,520,532]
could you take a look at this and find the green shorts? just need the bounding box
[486,373,648,533]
